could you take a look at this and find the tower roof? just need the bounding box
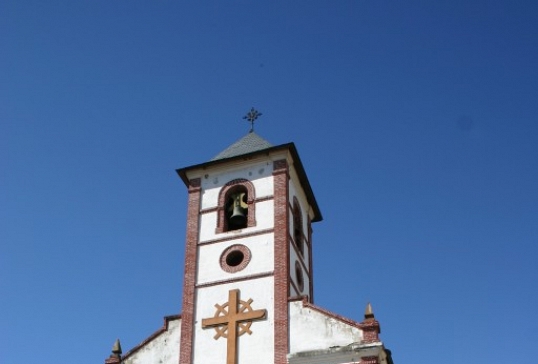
[177,133,322,222]
[211,132,273,161]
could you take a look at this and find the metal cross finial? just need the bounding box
[243,108,262,133]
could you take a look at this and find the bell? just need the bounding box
[229,204,246,226]
[228,192,247,226]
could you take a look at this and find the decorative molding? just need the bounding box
[196,271,275,289]
[199,228,274,246]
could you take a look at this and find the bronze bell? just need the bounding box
[228,192,247,226]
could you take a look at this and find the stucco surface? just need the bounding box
[289,301,363,354]
[193,277,275,364]
[196,232,274,284]
[123,317,181,364]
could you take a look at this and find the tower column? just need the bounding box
[272,159,290,364]
[179,177,202,364]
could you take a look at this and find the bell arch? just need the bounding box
[216,178,256,233]
[293,197,304,256]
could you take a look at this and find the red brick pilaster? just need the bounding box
[360,319,381,343]
[360,356,379,364]
[273,159,290,364]
[104,357,120,364]
[179,177,201,364]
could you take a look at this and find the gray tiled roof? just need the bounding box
[211,132,273,161]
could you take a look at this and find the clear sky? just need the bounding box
[1,1,537,363]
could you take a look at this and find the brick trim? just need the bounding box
[215,178,256,233]
[219,244,252,273]
[360,319,381,343]
[179,177,201,364]
[361,356,380,364]
[273,159,289,364]
[195,271,274,289]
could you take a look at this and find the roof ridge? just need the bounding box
[211,132,273,161]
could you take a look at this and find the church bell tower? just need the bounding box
[103,115,394,364]
[176,130,322,364]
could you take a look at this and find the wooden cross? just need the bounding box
[202,289,267,364]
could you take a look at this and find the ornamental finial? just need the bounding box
[242,107,262,133]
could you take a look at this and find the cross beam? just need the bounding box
[202,289,267,364]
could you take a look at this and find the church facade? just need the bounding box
[104,131,394,364]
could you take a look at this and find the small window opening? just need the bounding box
[226,250,245,267]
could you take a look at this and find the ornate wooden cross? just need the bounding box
[202,289,267,364]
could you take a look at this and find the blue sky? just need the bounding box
[1,1,537,363]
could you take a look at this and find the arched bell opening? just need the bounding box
[293,198,304,256]
[216,178,256,234]
[225,187,248,231]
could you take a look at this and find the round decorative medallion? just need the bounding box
[220,244,251,273]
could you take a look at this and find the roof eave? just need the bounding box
[176,143,322,222]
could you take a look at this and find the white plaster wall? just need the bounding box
[290,282,299,297]
[199,161,274,210]
[288,229,310,274]
[196,232,274,285]
[192,277,275,364]
[289,247,310,297]
[289,301,363,354]
[288,170,310,228]
[198,199,274,242]
[123,318,181,364]
[288,179,311,271]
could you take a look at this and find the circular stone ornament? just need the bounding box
[220,244,252,273]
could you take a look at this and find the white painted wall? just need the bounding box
[289,246,310,297]
[289,301,363,354]
[198,199,274,242]
[196,232,274,285]
[199,161,274,210]
[123,317,181,364]
[192,277,275,364]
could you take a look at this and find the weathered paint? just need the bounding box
[289,301,363,354]
[122,317,181,364]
